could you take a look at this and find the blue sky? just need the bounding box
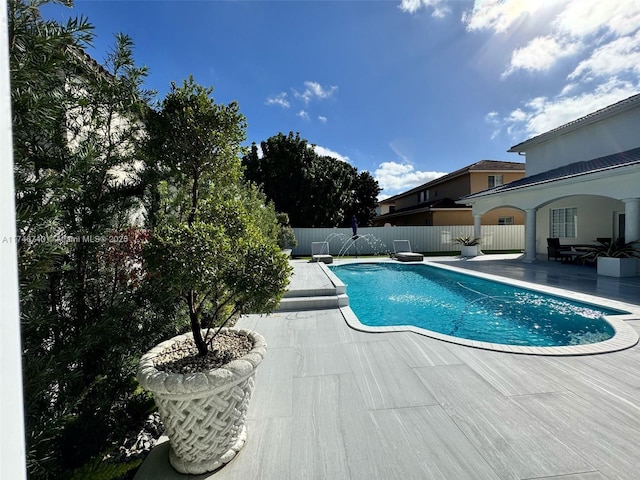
[43,0,640,199]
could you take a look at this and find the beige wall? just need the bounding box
[432,210,472,226]
[375,207,524,227]
[482,208,525,225]
[391,174,472,211]
[377,168,525,226]
[432,174,470,201]
[469,171,525,193]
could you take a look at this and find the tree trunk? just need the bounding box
[188,291,207,356]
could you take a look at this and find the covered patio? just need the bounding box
[462,149,640,265]
[136,256,640,480]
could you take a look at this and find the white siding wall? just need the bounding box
[292,225,524,256]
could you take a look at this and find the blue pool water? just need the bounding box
[330,263,625,347]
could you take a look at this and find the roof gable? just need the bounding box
[509,93,640,153]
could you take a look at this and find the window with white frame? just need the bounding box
[488,175,503,188]
[550,207,577,238]
[498,216,513,225]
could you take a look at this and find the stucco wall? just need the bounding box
[525,107,640,176]
[432,210,471,226]
[469,170,525,193]
[392,174,471,211]
[482,207,525,226]
[535,195,624,254]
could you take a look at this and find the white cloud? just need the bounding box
[293,81,338,104]
[463,0,556,34]
[502,78,639,138]
[374,161,447,195]
[268,81,337,123]
[494,0,640,77]
[485,111,501,139]
[554,0,640,38]
[398,0,450,18]
[265,92,290,108]
[313,145,350,162]
[568,30,640,81]
[460,0,640,141]
[502,36,580,77]
[398,0,451,18]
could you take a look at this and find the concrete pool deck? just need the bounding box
[135,255,640,480]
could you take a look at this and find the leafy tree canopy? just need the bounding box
[11,1,174,477]
[242,132,381,228]
[143,77,291,356]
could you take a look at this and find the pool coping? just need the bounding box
[326,258,640,356]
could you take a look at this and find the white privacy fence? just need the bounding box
[291,225,525,256]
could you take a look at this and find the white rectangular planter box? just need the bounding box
[597,257,638,277]
[461,245,479,257]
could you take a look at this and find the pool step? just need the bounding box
[277,293,349,312]
[276,262,348,312]
[283,286,338,298]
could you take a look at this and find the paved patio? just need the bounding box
[136,255,640,480]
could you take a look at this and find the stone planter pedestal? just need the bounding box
[137,328,266,475]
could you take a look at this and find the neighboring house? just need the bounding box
[62,48,147,224]
[374,160,526,227]
[461,93,640,262]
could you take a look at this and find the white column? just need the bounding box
[473,213,483,255]
[0,0,27,477]
[623,198,640,243]
[524,208,537,262]
[473,214,482,239]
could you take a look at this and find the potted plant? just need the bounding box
[137,78,291,474]
[454,236,481,257]
[277,212,297,257]
[582,238,639,277]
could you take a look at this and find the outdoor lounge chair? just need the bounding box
[311,241,333,264]
[393,240,424,262]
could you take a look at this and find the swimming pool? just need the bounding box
[329,261,639,355]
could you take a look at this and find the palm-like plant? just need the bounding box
[581,238,640,260]
[453,236,481,246]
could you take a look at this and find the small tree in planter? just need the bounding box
[276,212,297,256]
[453,236,481,257]
[138,78,291,474]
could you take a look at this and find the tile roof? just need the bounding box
[463,147,640,199]
[376,197,464,218]
[467,160,525,171]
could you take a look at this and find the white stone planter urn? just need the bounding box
[461,245,479,257]
[137,328,266,475]
[597,257,638,277]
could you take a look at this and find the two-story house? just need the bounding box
[374,160,525,227]
[461,93,640,263]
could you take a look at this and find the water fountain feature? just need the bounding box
[322,232,389,257]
